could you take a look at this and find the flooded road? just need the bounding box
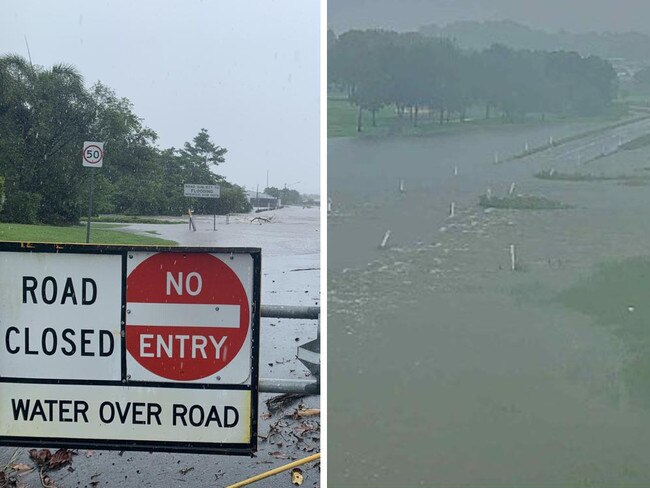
[329,118,650,272]
[329,116,650,487]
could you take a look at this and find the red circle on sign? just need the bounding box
[126,253,250,381]
[83,144,103,164]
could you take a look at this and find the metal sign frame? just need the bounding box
[0,242,261,456]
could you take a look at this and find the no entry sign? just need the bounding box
[126,252,252,383]
[0,243,260,455]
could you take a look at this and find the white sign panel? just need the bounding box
[0,252,122,381]
[82,141,104,167]
[0,244,260,455]
[184,184,220,198]
[0,383,251,445]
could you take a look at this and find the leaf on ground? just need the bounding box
[10,463,33,473]
[28,449,51,466]
[48,449,74,470]
[41,473,54,487]
[294,422,319,436]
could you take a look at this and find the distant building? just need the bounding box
[247,190,280,209]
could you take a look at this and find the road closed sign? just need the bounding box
[0,243,260,455]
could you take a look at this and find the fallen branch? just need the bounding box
[266,393,305,414]
[292,408,320,419]
[250,216,273,224]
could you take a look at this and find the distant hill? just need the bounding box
[419,20,650,64]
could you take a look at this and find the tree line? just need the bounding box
[0,54,251,225]
[328,29,619,131]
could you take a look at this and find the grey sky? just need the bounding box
[2,0,320,195]
[329,0,650,34]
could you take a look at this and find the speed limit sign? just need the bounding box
[83,141,104,167]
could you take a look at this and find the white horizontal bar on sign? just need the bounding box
[127,303,241,328]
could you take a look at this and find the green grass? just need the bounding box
[87,222,124,229]
[328,97,526,138]
[535,170,612,181]
[620,133,650,151]
[328,97,395,137]
[328,96,640,140]
[90,215,184,224]
[534,170,650,183]
[0,222,177,246]
[479,193,569,210]
[560,257,650,408]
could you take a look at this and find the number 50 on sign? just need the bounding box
[83,141,104,167]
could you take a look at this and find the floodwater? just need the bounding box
[329,116,650,487]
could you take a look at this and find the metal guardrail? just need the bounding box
[258,305,320,395]
[258,378,319,394]
[260,304,320,320]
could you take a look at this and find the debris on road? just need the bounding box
[266,393,306,414]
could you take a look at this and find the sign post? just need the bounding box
[184,184,220,231]
[0,243,261,455]
[82,142,104,243]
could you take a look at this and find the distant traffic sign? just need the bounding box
[82,141,104,167]
[184,184,220,198]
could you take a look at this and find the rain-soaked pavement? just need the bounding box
[0,206,320,488]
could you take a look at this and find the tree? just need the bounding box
[264,186,301,205]
[89,82,161,215]
[182,128,227,168]
[0,55,95,224]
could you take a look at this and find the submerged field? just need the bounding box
[329,115,650,487]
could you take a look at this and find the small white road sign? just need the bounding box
[184,184,220,198]
[82,141,104,167]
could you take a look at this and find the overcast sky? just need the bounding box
[329,0,650,34]
[1,0,320,194]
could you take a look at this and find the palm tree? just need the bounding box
[0,54,94,224]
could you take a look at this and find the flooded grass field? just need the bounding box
[329,116,650,487]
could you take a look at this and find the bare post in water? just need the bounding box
[379,230,392,249]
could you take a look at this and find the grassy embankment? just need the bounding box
[0,222,177,246]
[561,257,650,407]
[328,96,634,138]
